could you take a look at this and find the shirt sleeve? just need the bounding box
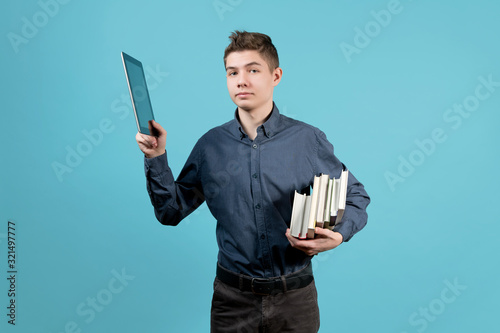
[144,142,205,226]
[314,129,371,242]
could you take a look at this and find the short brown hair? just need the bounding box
[223,30,279,72]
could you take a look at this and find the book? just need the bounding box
[300,196,312,239]
[315,174,330,228]
[323,178,334,229]
[306,176,321,239]
[328,178,340,230]
[289,171,349,238]
[335,170,349,225]
[290,191,306,238]
[290,191,313,239]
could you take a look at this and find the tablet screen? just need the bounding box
[121,52,155,135]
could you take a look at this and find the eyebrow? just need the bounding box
[225,61,263,71]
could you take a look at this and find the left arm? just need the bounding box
[285,129,370,255]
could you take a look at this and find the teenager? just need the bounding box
[135,31,370,333]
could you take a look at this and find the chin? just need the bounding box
[235,101,254,110]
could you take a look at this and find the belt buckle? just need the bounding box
[251,278,274,295]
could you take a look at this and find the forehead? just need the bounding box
[225,50,266,68]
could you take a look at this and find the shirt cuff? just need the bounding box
[333,220,353,243]
[144,151,169,177]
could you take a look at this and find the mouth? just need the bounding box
[236,92,252,97]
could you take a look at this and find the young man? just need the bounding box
[135,31,370,333]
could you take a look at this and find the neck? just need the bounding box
[238,100,274,140]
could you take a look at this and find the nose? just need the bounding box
[237,72,248,87]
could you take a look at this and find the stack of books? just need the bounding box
[290,170,349,239]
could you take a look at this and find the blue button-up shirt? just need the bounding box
[144,103,370,278]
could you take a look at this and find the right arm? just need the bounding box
[136,120,205,225]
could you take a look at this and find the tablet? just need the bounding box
[121,52,157,136]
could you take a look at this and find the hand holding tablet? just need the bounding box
[134,120,167,158]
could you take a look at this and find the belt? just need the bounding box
[216,263,314,296]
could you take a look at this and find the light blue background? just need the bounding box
[1,0,499,332]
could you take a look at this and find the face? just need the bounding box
[225,50,282,113]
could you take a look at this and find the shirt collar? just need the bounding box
[232,102,281,140]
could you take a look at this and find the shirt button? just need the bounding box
[252,173,258,179]
[255,204,261,209]
[260,234,265,240]
[252,144,258,149]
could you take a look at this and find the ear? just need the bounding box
[272,67,283,87]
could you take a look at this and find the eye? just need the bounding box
[250,69,258,73]
[228,71,237,76]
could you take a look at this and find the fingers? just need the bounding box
[149,120,167,137]
[315,228,343,245]
[314,227,332,237]
[286,228,342,256]
[135,132,157,149]
[285,229,299,246]
[286,229,317,256]
[135,120,167,158]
